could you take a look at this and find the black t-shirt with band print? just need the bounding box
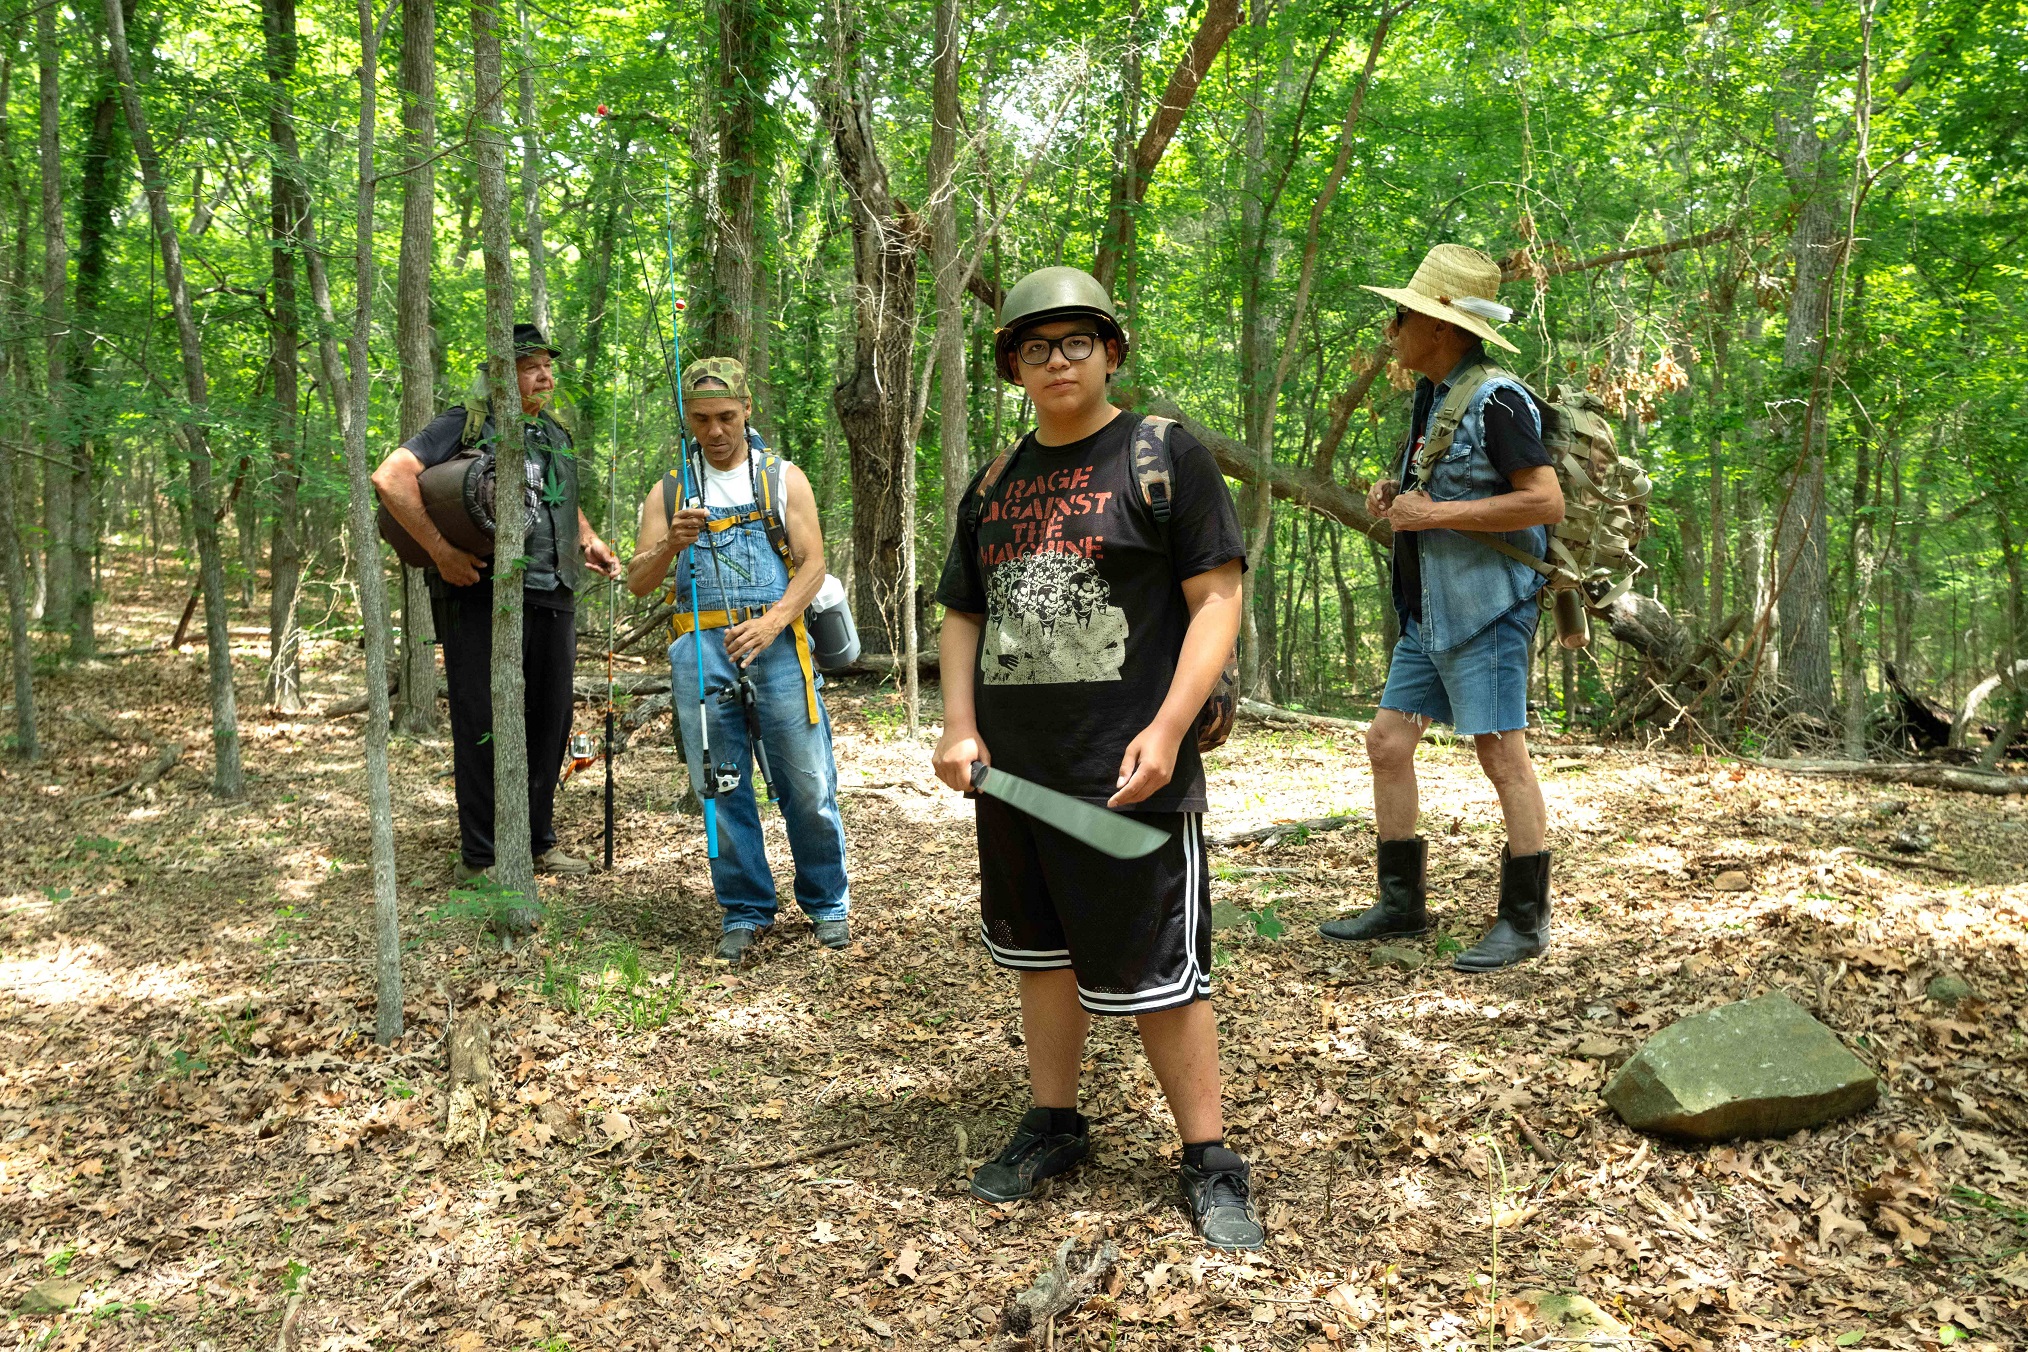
[936,410,1246,814]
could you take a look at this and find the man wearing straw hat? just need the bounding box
[1319,245,1566,972]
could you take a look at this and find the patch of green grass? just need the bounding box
[540,941,685,1031]
[1433,930,1464,957]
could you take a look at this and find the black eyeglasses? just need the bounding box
[1017,332,1102,366]
[1393,306,1410,328]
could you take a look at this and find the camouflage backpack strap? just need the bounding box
[962,441,1024,537]
[1124,414,1239,753]
[1131,415,1177,523]
[1413,361,1506,483]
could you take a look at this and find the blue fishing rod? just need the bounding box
[665,184,720,861]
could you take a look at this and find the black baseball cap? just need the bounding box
[513,322,560,358]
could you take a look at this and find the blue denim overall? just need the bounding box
[668,454,850,934]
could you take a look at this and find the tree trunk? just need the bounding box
[574,128,634,431]
[1705,315,1729,629]
[395,0,441,735]
[515,0,550,334]
[104,0,243,796]
[38,3,84,660]
[1240,4,1407,698]
[474,0,535,896]
[334,0,405,1043]
[704,0,766,372]
[1327,522,1357,689]
[1770,71,1842,722]
[0,432,35,758]
[65,11,129,650]
[1091,0,1241,291]
[262,0,306,711]
[930,0,968,552]
[820,2,916,655]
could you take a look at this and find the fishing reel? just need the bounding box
[569,732,597,760]
[710,758,743,797]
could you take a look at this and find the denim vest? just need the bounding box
[672,446,792,613]
[1395,358,1548,653]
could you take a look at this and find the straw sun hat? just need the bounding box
[1360,244,1519,353]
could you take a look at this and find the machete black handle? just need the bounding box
[969,760,988,792]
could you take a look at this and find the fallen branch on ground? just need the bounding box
[86,736,185,801]
[719,1137,870,1173]
[1211,815,1357,847]
[1240,698,1366,732]
[1000,1236,1120,1337]
[1758,759,2028,796]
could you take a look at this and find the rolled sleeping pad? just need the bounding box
[374,449,499,568]
[804,573,861,671]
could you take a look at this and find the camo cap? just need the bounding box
[681,357,751,401]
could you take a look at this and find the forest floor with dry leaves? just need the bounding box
[3,584,2028,1352]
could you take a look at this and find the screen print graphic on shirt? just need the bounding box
[976,462,1126,686]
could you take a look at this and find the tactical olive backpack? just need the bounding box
[1417,365,1652,637]
[965,415,1239,752]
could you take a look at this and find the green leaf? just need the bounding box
[1835,1331,1866,1346]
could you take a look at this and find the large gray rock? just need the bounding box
[1603,992,1878,1142]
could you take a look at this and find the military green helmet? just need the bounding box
[993,266,1130,382]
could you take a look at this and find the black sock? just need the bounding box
[1043,1107,1086,1137]
[1182,1138,1223,1171]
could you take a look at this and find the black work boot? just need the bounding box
[1179,1147,1266,1251]
[969,1108,1090,1202]
[1319,836,1429,943]
[1453,847,1551,972]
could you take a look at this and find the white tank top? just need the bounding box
[701,456,751,510]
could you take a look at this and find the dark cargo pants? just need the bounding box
[432,586,577,869]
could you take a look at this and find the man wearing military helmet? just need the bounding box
[933,267,1262,1250]
[627,357,851,967]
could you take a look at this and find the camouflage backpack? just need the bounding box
[1419,365,1652,620]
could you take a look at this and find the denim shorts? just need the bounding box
[1380,601,1539,736]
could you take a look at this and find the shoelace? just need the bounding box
[1201,1168,1252,1212]
[993,1130,1046,1166]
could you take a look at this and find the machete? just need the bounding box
[969,762,1171,860]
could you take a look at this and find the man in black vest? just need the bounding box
[372,323,621,884]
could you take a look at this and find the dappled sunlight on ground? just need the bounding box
[1,606,2026,1348]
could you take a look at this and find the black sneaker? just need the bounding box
[1180,1147,1266,1251]
[968,1108,1090,1202]
[712,927,764,964]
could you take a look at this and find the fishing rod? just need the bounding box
[604,362,619,872]
[663,182,721,861]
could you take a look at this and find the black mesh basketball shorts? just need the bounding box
[974,794,1211,1016]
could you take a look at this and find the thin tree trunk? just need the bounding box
[332,0,405,1043]
[1327,522,1357,690]
[1241,4,1409,695]
[515,0,550,334]
[0,431,35,758]
[104,0,243,796]
[1091,0,1241,291]
[262,0,306,711]
[474,0,535,896]
[930,0,968,555]
[1980,506,2026,772]
[38,5,84,659]
[1705,317,1729,628]
[396,0,441,735]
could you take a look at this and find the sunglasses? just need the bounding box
[1017,332,1103,366]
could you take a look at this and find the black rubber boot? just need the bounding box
[1453,847,1550,972]
[1319,836,1429,943]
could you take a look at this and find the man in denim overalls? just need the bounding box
[1318,245,1567,972]
[626,358,851,965]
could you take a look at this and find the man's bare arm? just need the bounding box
[1386,465,1564,533]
